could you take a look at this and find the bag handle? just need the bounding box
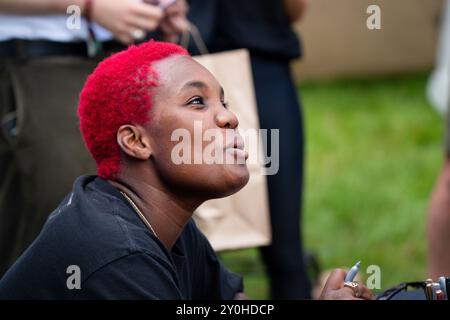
[180,22,209,55]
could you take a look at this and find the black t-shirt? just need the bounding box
[0,176,243,299]
[188,0,302,60]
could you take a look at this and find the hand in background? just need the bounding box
[91,0,164,44]
[159,0,190,43]
[319,269,374,300]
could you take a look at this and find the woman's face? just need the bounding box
[145,55,250,199]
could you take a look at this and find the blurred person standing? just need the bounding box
[0,0,188,276]
[187,0,311,299]
[427,0,450,279]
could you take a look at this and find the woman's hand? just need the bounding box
[90,0,164,44]
[319,269,374,300]
[159,0,190,42]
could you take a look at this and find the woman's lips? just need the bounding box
[226,147,249,160]
[225,135,248,161]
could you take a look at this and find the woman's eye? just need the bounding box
[188,97,204,106]
[222,101,229,109]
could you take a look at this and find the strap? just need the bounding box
[180,22,209,55]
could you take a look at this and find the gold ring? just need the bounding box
[344,281,361,298]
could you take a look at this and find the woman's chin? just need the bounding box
[218,164,250,197]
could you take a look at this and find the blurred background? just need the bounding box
[220,0,447,299]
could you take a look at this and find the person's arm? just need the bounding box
[0,0,84,14]
[0,0,165,45]
[283,0,310,23]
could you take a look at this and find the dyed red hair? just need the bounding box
[78,41,188,179]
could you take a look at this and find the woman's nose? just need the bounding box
[215,106,239,129]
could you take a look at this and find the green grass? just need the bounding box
[220,73,444,299]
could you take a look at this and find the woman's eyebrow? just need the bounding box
[179,81,224,97]
[180,80,208,92]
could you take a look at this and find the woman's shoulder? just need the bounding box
[0,176,172,299]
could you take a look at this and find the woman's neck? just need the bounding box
[108,173,199,251]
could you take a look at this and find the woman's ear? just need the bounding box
[117,125,153,160]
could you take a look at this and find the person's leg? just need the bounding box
[251,54,311,299]
[427,155,450,278]
[427,92,450,279]
[427,0,450,280]
[0,57,98,276]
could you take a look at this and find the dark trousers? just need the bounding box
[251,54,311,299]
[0,57,98,276]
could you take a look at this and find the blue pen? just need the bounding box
[344,261,361,282]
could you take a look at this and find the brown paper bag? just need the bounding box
[192,49,271,251]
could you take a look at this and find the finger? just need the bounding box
[159,19,176,35]
[131,2,164,20]
[323,269,347,291]
[165,1,188,15]
[170,16,189,32]
[341,286,359,299]
[327,288,363,300]
[165,1,180,13]
[342,282,374,300]
[115,31,134,45]
[160,16,188,34]
[357,284,375,300]
[126,15,160,32]
[119,25,145,44]
[160,0,187,11]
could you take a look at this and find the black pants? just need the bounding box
[0,57,98,276]
[251,54,311,299]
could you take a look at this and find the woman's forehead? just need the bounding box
[153,55,220,92]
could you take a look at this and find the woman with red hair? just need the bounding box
[0,41,373,300]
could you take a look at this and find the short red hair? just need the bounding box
[78,41,188,179]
